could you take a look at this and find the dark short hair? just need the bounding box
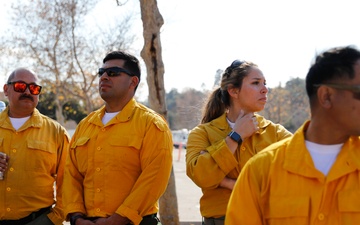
[103,51,141,81]
[306,46,360,98]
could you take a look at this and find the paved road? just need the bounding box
[173,147,202,223]
[63,147,203,225]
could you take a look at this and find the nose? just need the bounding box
[261,84,268,94]
[100,72,109,80]
[24,86,32,94]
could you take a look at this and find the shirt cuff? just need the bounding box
[47,211,64,225]
[208,139,238,173]
[116,205,142,225]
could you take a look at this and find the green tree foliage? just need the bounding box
[37,88,88,124]
[63,100,88,124]
[37,91,56,120]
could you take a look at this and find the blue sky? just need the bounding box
[2,0,360,97]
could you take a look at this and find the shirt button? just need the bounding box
[96,208,100,212]
[97,147,101,151]
[12,149,16,153]
[102,128,106,131]
[96,188,101,192]
[241,147,246,151]
[6,187,11,191]
[318,213,325,220]
[6,208,11,212]
[9,167,14,172]
[96,168,101,172]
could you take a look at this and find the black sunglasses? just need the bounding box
[314,83,360,100]
[7,81,42,95]
[224,59,245,77]
[98,67,133,77]
[230,59,244,69]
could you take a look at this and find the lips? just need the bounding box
[259,97,267,102]
[100,83,111,89]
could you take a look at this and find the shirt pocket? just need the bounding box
[107,135,142,171]
[338,189,360,223]
[265,196,309,225]
[26,140,56,171]
[70,137,90,173]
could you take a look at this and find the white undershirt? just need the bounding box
[227,118,235,129]
[10,116,30,130]
[306,141,343,176]
[102,111,120,125]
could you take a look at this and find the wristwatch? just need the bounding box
[70,214,84,225]
[228,131,242,144]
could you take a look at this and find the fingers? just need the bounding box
[233,113,259,139]
[252,115,259,130]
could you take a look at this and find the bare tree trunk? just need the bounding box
[139,0,180,224]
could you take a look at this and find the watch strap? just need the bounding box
[70,214,84,225]
[228,131,242,144]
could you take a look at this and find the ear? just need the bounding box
[3,84,8,96]
[227,87,239,98]
[317,86,332,109]
[130,76,139,88]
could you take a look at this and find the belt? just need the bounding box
[0,206,52,225]
[143,214,157,219]
[87,213,158,225]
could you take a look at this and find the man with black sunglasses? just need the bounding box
[226,46,360,224]
[0,68,70,225]
[63,51,173,225]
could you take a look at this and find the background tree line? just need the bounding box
[31,75,310,133]
[166,76,310,133]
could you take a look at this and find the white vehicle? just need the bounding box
[172,129,189,149]
[0,101,6,112]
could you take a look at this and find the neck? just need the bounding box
[8,109,33,118]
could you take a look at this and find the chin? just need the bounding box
[253,106,265,112]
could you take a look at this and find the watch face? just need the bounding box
[229,131,241,143]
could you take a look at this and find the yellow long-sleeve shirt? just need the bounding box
[186,113,292,218]
[63,98,173,225]
[226,121,360,225]
[0,108,69,225]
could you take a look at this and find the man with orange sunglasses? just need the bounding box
[0,68,69,225]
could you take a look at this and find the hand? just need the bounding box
[95,214,130,225]
[76,218,96,225]
[219,177,236,190]
[233,111,259,140]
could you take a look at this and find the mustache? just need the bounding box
[19,94,34,102]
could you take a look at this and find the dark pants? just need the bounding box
[0,206,53,225]
[203,216,225,225]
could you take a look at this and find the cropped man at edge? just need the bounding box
[0,68,69,225]
[226,46,360,224]
[63,51,173,225]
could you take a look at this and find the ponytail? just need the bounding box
[201,88,229,123]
